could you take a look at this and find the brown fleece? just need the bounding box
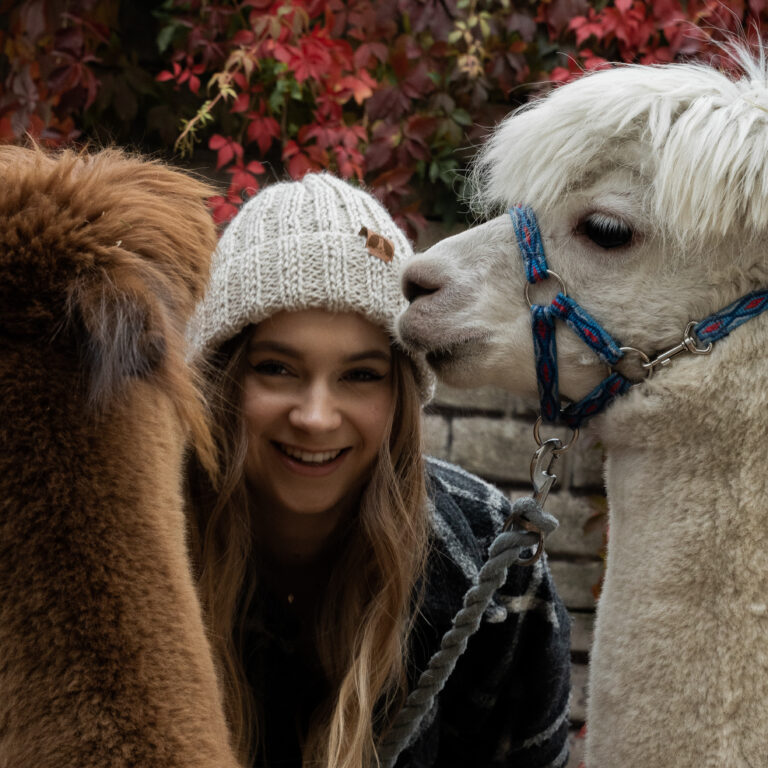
[0,146,241,768]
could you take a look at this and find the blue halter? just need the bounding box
[511,204,768,428]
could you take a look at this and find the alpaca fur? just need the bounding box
[470,46,768,250]
[0,146,240,768]
[398,49,768,767]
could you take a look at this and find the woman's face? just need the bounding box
[243,309,395,520]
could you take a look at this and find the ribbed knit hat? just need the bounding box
[187,173,434,401]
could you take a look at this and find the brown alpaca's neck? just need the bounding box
[0,359,239,768]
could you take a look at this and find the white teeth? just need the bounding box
[280,445,343,464]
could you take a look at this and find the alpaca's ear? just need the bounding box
[70,269,171,408]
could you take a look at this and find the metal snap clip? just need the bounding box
[637,321,714,377]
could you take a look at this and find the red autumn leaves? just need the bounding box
[3,0,767,235]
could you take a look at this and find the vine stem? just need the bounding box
[174,54,250,155]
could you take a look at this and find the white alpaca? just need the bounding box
[398,49,768,767]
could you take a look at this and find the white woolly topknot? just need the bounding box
[470,45,768,247]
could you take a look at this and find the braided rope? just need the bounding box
[377,497,559,767]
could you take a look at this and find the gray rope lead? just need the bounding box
[376,497,559,768]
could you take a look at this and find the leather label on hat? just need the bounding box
[359,226,394,263]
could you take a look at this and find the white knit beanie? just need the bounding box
[187,173,434,401]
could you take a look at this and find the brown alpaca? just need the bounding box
[0,146,241,768]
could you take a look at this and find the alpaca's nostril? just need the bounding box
[403,277,441,303]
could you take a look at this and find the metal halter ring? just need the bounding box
[532,416,579,454]
[524,270,567,307]
[616,346,652,381]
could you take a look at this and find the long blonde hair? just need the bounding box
[186,326,430,767]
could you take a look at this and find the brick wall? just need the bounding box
[423,382,603,766]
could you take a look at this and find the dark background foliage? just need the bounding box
[2,0,766,235]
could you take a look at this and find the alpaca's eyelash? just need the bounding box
[577,213,634,250]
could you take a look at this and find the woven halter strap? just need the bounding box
[510,204,768,428]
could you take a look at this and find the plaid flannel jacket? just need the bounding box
[395,458,571,768]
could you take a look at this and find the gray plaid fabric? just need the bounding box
[394,458,571,768]
[245,458,571,768]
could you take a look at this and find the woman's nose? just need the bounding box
[288,385,342,432]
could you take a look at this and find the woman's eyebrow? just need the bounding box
[248,340,300,357]
[249,341,390,364]
[343,350,392,364]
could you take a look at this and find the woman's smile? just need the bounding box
[272,441,351,476]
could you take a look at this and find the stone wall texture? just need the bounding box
[423,383,604,768]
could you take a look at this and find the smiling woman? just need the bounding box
[244,311,394,544]
[184,174,571,768]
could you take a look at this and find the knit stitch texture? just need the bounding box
[187,173,433,400]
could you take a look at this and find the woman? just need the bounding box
[185,174,570,768]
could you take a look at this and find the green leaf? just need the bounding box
[156,23,178,54]
[452,108,472,126]
[219,83,237,101]
[197,101,214,126]
[438,159,459,184]
[269,88,285,113]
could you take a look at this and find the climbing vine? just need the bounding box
[1,0,766,233]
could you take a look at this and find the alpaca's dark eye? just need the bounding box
[579,214,633,249]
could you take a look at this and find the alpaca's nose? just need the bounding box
[402,266,443,303]
[403,279,436,303]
